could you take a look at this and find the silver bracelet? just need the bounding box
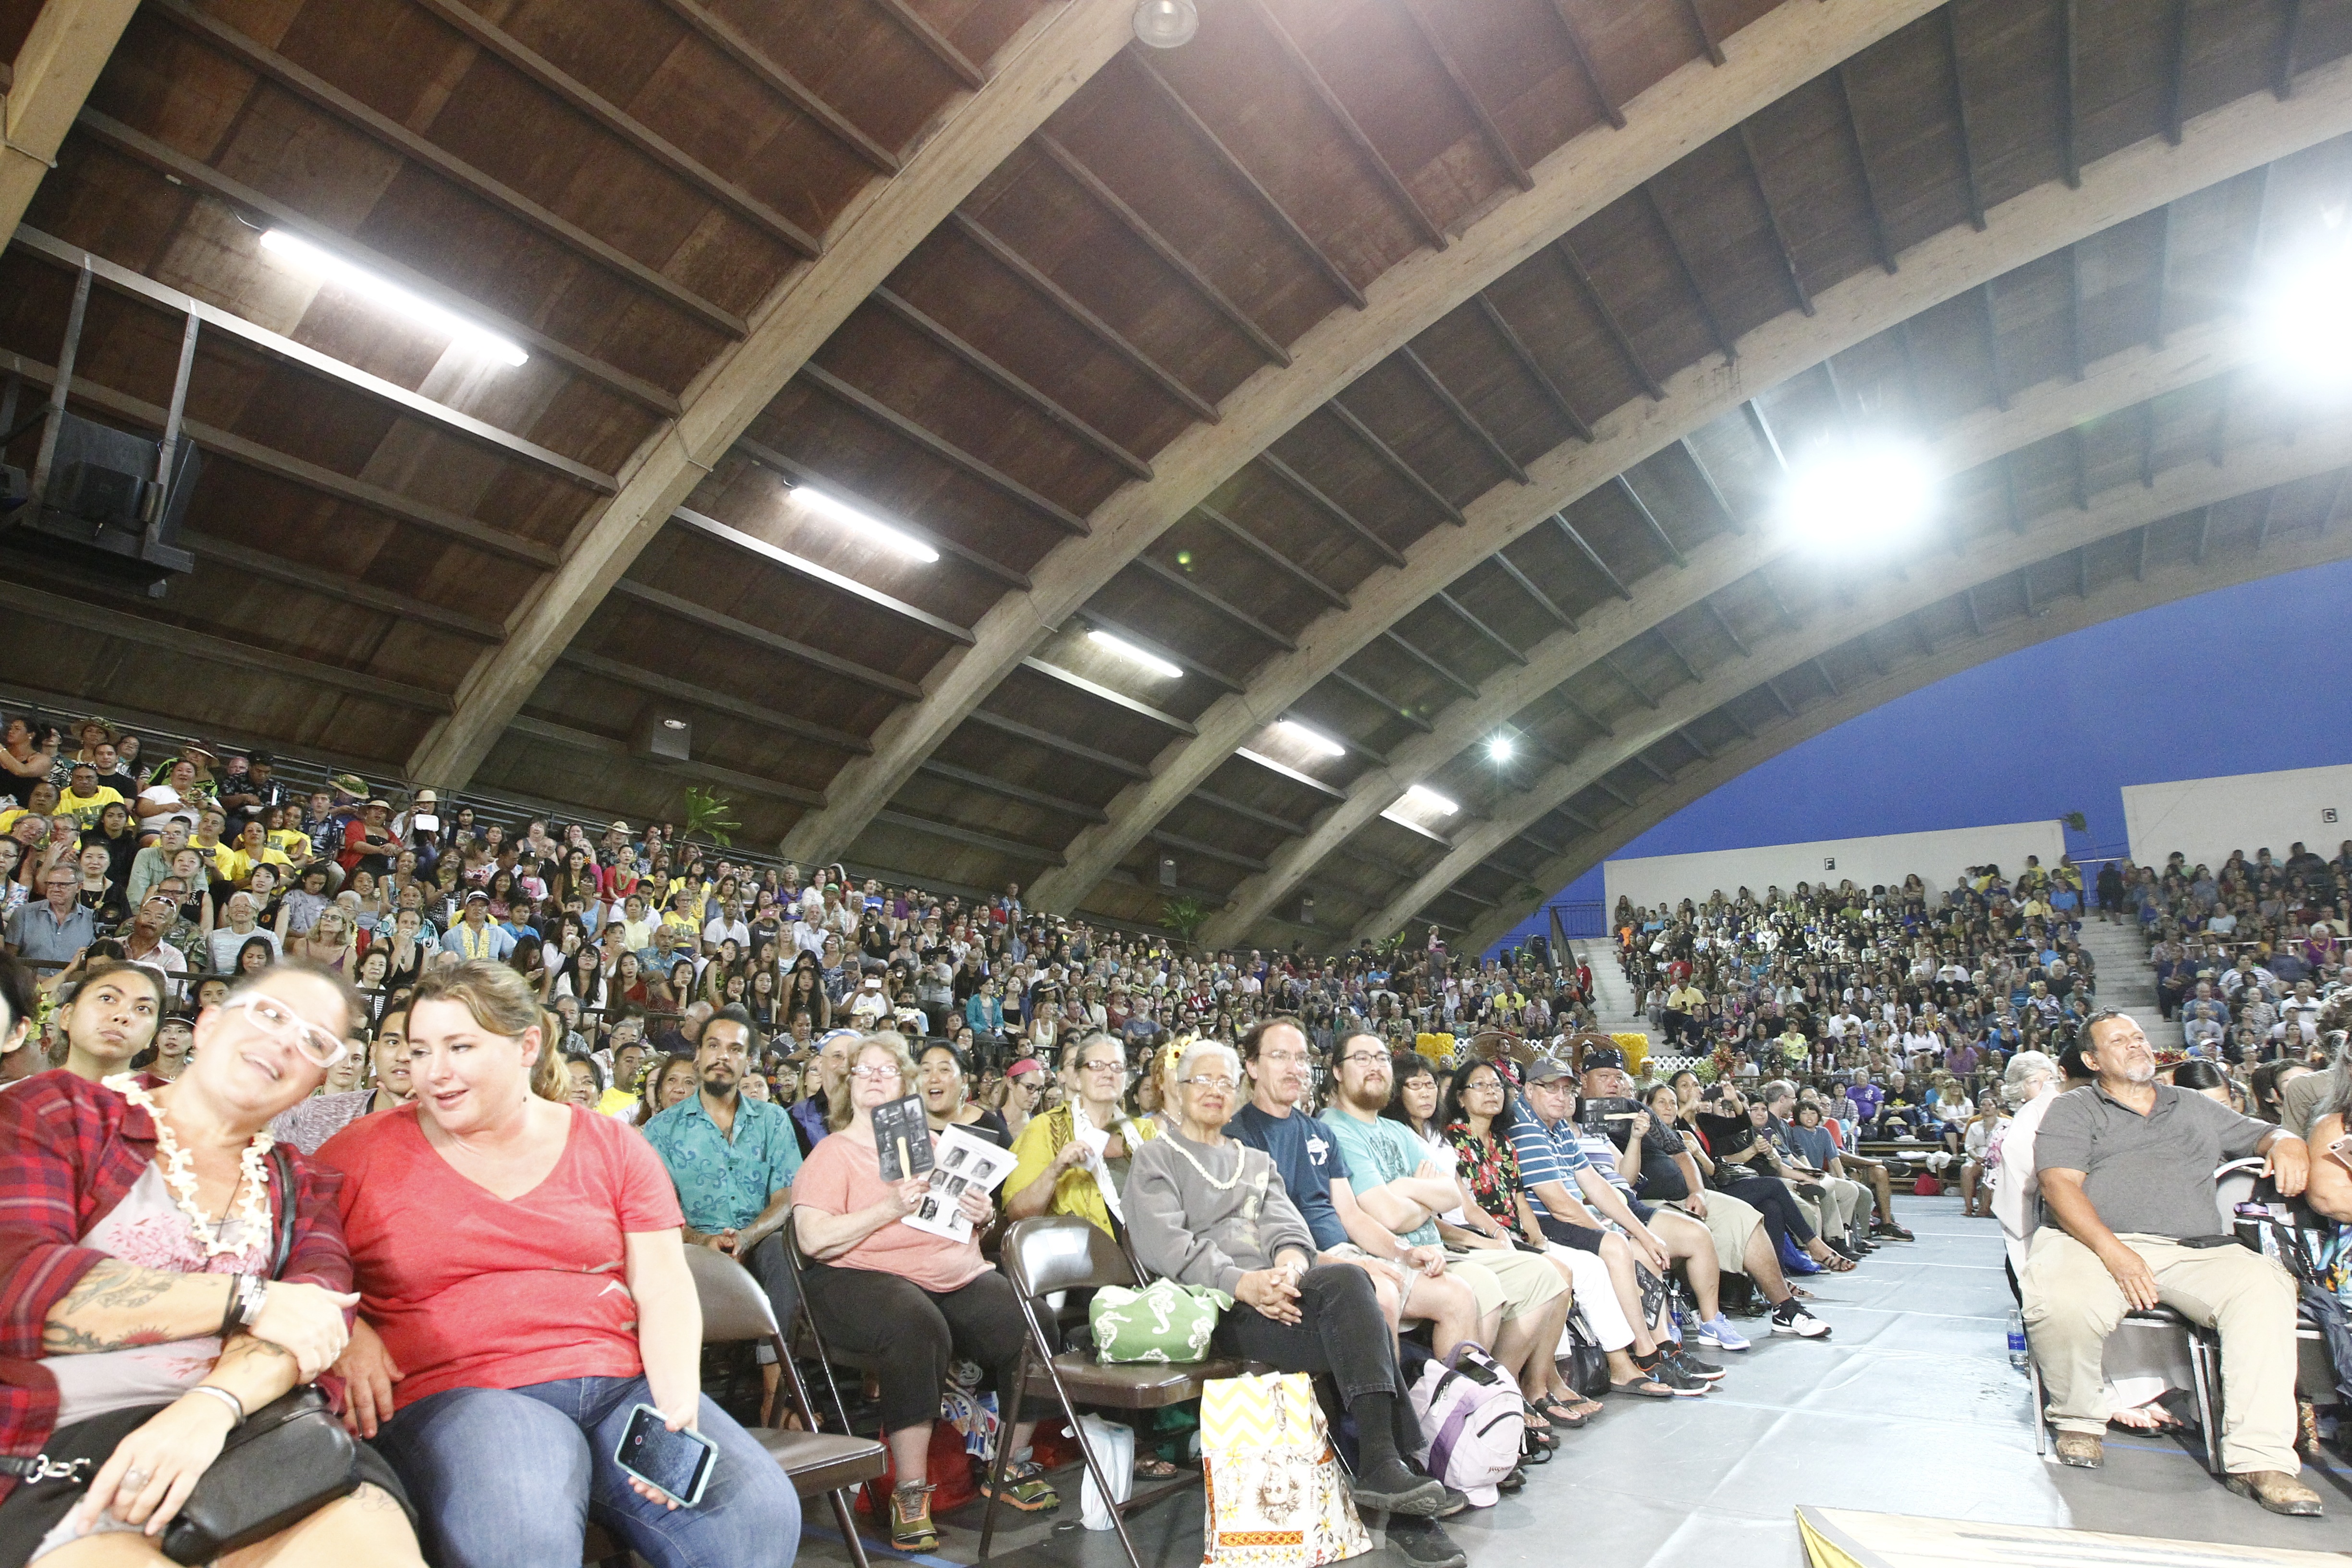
[184,1384,245,1425]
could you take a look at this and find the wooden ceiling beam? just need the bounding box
[1554,236,1664,399]
[649,0,900,173]
[1542,0,1622,129]
[1151,829,1268,874]
[799,363,1090,535]
[1615,474,1688,569]
[1256,453,1409,567]
[1944,6,1985,229]
[1241,0,1446,250]
[147,0,747,336]
[1384,629,1479,699]
[179,534,503,641]
[2278,0,2306,98]
[1328,667,1433,733]
[0,343,559,568]
[0,578,452,711]
[1127,51,1366,309]
[407,0,819,256]
[1131,554,1298,650]
[1395,0,1529,190]
[1677,0,1725,67]
[874,809,1066,866]
[1548,689,1613,741]
[1074,610,1244,693]
[1019,656,1197,733]
[1032,131,1289,368]
[1475,291,1592,442]
[1631,751,1672,784]
[866,0,983,87]
[1400,344,1528,485]
[1656,626,1704,686]
[1194,790,1310,836]
[1603,652,1659,710]
[1679,437,1744,534]
[867,286,1152,479]
[1592,776,1638,810]
[1489,550,1577,632]
[1834,62,1896,273]
[2061,0,2082,187]
[1556,514,1633,600]
[0,0,141,242]
[76,109,682,417]
[948,209,1218,422]
[1737,122,1812,316]
[508,715,824,806]
[1196,504,1350,609]
[1328,397,1466,525]
[1434,590,1525,666]
[1705,598,1750,657]
[916,760,1107,823]
[731,437,1029,590]
[608,577,923,699]
[560,649,871,753]
[670,505,972,643]
[1643,182,1735,360]
[1980,282,2009,410]
[964,709,1150,780]
[2164,0,2191,145]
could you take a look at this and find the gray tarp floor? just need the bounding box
[793,1196,2349,1568]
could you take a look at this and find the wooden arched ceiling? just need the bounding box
[4,0,2350,928]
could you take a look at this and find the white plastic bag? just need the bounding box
[1076,1412,1134,1531]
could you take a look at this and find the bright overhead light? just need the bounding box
[793,485,939,563]
[1088,628,1183,679]
[258,229,527,367]
[1779,438,1936,551]
[1275,719,1345,758]
[1487,734,1514,763]
[1132,0,1198,48]
[1402,784,1459,817]
[2254,239,2352,392]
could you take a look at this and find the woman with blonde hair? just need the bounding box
[322,960,798,1568]
[288,901,355,972]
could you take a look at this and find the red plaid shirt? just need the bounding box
[0,1070,351,1501]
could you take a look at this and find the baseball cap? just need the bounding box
[1523,1056,1577,1085]
[1581,1046,1627,1071]
[464,889,490,904]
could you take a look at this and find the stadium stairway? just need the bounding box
[1574,942,1655,1043]
[2071,915,2168,1044]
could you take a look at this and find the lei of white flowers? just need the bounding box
[107,1074,273,1260]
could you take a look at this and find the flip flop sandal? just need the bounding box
[1135,1456,1184,1480]
[1534,1395,1588,1429]
[1519,1409,1559,1448]
[1608,1376,1676,1399]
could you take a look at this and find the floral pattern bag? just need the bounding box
[1088,1278,1230,1363]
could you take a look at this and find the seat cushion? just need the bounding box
[1021,1352,1249,1409]
[752,1427,891,1495]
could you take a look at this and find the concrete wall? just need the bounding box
[1602,819,2069,914]
[2122,763,2352,871]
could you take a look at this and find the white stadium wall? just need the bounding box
[1602,820,2070,914]
[2122,763,2352,871]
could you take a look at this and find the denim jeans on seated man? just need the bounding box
[372,1374,801,1568]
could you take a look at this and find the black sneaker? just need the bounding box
[1771,1299,1832,1338]
[1388,1518,1470,1568]
[1665,1348,1726,1382]
[1644,1356,1712,1396]
[1826,1240,1862,1263]
[1434,1486,1472,1519]
[1350,1457,1448,1516]
[1496,1466,1527,1494]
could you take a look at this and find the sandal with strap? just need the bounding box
[890,1482,939,1551]
[980,1458,1062,1513]
[1533,1394,1589,1430]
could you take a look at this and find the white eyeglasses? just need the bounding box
[219,992,349,1069]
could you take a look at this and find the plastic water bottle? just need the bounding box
[2006,1310,2029,1370]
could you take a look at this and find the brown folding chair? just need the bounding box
[683,1245,890,1568]
[980,1216,1250,1568]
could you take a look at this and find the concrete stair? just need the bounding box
[1572,942,1654,1042]
[2072,914,2168,1044]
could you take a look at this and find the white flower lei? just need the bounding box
[107,1074,274,1260]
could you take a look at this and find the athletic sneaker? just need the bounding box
[1694,1313,1752,1351]
[1645,1356,1713,1396]
[1664,1348,1726,1383]
[1771,1299,1831,1338]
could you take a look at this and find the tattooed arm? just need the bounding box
[43,1258,357,1378]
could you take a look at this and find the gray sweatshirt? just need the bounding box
[1128,1127,1315,1295]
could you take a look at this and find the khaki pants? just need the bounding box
[1690,1190,1764,1276]
[2019,1226,2300,1474]
[1449,1247,1566,1322]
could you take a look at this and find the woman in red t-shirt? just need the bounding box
[321,961,796,1568]
[795,1034,1041,1550]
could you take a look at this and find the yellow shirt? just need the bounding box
[57,785,124,828]
[1006,1103,1159,1238]
[220,845,294,885]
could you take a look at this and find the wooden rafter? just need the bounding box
[1643,182,1735,360]
[1400,345,1527,484]
[1474,292,1591,441]
[1944,5,1985,229]
[1434,591,1526,665]
[799,364,1089,535]
[732,437,1029,590]
[1196,504,1350,609]
[649,0,900,173]
[668,506,974,644]
[1614,474,1688,569]
[608,578,923,698]
[1835,62,1896,273]
[562,649,869,753]
[1737,123,1812,316]
[1133,554,1298,650]
[1327,398,1467,525]
[1490,551,1577,632]
[1255,453,1409,567]
[1542,0,1622,128]
[1556,514,1632,600]
[1553,235,1664,398]
[1395,0,1528,189]
[1385,630,1479,699]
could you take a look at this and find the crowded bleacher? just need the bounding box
[5,706,2351,1568]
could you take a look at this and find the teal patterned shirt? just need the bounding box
[642,1091,803,1234]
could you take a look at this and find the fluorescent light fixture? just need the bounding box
[1487,734,1514,763]
[2254,240,2352,392]
[1088,628,1183,679]
[1275,719,1345,758]
[1779,438,1935,551]
[258,229,527,367]
[793,485,939,563]
[1401,784,1459,817]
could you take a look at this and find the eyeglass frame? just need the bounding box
[217,991,349,1070]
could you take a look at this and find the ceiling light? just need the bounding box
[1402,784,1459,817]
[1487,735,1514,763]
[793,485,939,562]
[1779,438,1935,551]
[1088,628,1183,679]
[259,229,527,367]
[1132,0,1199,48]
[2254,239,2352,392]
[1275,719,1345,758]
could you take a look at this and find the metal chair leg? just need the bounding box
[2192,1333,2224,1477]
[977,1340,1029,1561]
[2030,1358,2047,1457]
[829,1488,873,1568]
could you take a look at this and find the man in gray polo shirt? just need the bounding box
[2024,1009,2316,1515]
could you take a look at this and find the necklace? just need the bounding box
[1161,1127,1246,1191]
[108,1075,274,1260]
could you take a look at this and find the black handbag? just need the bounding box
[158,1145,364,1563]
[1560,1308,1609,1400]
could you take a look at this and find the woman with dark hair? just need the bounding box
[54,958,170,1083]
[2167,1057,2238,1109]
[235,933,277,977]
[637,1055,698,1127]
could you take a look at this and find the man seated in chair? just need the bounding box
[2023,1008,2318,1515]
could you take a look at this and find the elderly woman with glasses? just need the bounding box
[792,1032,1051,1550]
[1127,1039,1450,1518]
[1003,1030,1158,1235]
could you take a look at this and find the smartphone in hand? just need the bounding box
[615,1404,719,1508]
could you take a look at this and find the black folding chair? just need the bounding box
[981,1216,1250,1568]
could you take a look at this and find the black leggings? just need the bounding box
[1213,1265,1422,1454]
[801,1263,1029,1434]
[1722,1175,1816,1248]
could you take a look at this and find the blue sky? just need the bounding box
[1488,557,2352,950]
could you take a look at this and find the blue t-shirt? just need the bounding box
[1231,1102,1350,1251]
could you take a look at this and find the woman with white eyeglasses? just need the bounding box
[792,1033,1046,1550]
[0,959,424,1568]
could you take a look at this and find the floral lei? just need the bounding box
[106,1074,274,1260]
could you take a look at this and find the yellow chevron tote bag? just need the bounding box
[1199,1372,1372,1568]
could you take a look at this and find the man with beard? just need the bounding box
[2024,1010,2316,1514]
[645,1005,806,1346]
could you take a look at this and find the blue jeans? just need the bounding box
[372,1375,799,1568]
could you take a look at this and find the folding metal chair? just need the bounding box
[980,1216,1252,1568]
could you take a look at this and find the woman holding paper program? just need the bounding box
[793,1033,1054,1549]
[1004,1030,1160,1234]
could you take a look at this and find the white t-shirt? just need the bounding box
[138,786,199,834]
